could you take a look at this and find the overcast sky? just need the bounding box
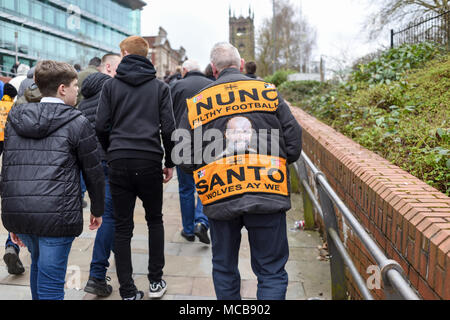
[140,0,389,73]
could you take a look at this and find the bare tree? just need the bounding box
[365,0,449,39]
[256,0,317,77]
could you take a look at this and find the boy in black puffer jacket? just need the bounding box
[1,60,105,300]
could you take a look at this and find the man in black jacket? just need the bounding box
[1,60,105,300]
[171,60,212,245]
[78,53,121,297]
[177,42,302,300]
[96,36,176,300]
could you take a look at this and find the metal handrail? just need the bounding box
[293,151,421,300]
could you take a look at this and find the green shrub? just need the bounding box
[285,51,450,195]
[264,69,297,87]
[278,80,331,103]
[351,42,443,85]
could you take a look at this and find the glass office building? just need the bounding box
[0,0,146,76]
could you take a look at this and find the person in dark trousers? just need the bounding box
[9,62,19,76]
[163,70,171,83]
[1,60,105,300]
[0,84,25,276]
[168,67,182,86]
[177,42,303,300]
[244,61,261,80]
[77,57,102,209]
[79,53,122,298]
[76,57,101,107]
[204,63,216,81]
[96,36,176,300]
[170,60,213,244]
[17,66,36,98]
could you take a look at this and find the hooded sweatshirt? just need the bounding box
[96,54,176,168]
[1,102,105,237]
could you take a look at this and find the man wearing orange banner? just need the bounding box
[177,42,303,300]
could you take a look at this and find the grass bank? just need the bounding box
[279,44,449,195]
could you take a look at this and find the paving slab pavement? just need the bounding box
[0,172,331,300]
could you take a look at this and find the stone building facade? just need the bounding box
[144,27,187,79]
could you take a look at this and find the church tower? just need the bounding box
[229,6,255,62]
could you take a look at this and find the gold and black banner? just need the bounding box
[186,80,279,129]
[194,154,288,205]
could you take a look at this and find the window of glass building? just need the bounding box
[18,0,30,16]
[31,1,43,20]
[46,35,56,56]
[3,23,15,47]
[44,6,55,25]
[18,28,30,55]
[3,0,16,10]
[56,11,66,29]
[3,56,16,73]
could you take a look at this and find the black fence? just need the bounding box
[391,10,450,49]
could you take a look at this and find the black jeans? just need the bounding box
[108,159,165,298]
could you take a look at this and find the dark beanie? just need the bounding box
[3,83,17,98]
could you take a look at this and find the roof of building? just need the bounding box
[113,0,147,10]
[144,36,156,46]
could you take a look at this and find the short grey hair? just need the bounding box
[182,60,201,72]
[210,42,241,73]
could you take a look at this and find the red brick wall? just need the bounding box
[290,106,450,300]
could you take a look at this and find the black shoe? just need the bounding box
[123,290,144,300]
[181,230,195,242]
[84,276,113,297]
[149,279,167,299]
[194,223,210,245]
[3,246,25,275]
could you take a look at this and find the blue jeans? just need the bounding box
[176,167,209,235]
[17,234,74,300]
[209,212,289,300]
[5,233,20,253]
[89,161,115,280]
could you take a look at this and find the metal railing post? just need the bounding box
[297,158,316,230]
[315,172,347,300]
[444,11,450,51]
[390,29,395,48]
